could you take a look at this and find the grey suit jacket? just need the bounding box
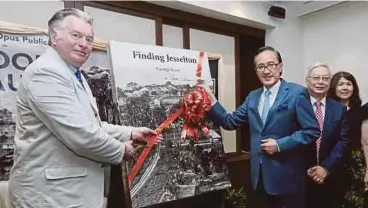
[8,47,132,208]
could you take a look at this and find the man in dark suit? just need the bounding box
[305,63,349,208]
[203,46,320,208]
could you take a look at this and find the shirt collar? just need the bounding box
[263,79,281,96]
[67,63,79,74]
[310,95,326,106]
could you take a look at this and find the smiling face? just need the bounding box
[306,66,331,98]
[50,15,93,68]
[335,77,354,101]
[254,50,282,89]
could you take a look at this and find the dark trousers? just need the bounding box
[306,176,344,208]
[249,165,305,208]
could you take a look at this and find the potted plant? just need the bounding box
[223,187,247,208]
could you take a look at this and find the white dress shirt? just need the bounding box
[258,79,281,116]
[258,80,281,154]
[310,96,326,119]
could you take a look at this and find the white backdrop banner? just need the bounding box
[0,32,48,113]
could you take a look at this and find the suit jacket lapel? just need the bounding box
[249,88,263,127]
[321,98,333,140]
[75,76,85,91]
[70,68,99,117]
[264,80,289,128]
[81,74,99,116]
[46,47,99,118]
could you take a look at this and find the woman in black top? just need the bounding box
[328,71,368,207]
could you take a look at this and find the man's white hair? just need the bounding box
[47,8,93,45]
[306,62,331,77]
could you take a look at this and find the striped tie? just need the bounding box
[315,101,324,164]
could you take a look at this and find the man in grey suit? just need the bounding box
[8,8,161,208]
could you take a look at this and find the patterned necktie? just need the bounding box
[75,70,84,87]
[261,90,271,124]
[315,101,324,164]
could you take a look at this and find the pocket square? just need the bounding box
[276,103,288,111]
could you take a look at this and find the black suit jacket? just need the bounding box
[307,97,349,176]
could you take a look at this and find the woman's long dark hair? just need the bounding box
[328,71,362,108]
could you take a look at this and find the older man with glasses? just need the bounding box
[8,8,162,208]
[305,63,349,208]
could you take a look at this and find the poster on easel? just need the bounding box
[108,41,231,208]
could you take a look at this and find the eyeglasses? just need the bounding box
[255,62,279,72]
[308,76,331,82]
[68,31,94,45]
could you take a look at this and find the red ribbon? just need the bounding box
[128,51,211,185]
[179,51,211,141]
[128,108,183,185]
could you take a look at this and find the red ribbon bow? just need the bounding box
[180,85,211,142]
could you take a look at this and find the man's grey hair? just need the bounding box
[47,8,93,45]
[306,62,331,77]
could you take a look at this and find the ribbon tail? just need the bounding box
[196,51,205,78]
[202,126,210,136]
[181,123,188,140]
[181,129,187,140]
[188,128,195,138]
[193,128,199,142]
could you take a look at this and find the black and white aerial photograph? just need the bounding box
[109,41,231,208]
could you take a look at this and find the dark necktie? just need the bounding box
[75,70,84,88]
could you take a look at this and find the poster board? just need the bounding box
[108,41,231,208]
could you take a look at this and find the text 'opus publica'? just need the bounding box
[0,33,48,45]
[132,51,197,64]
